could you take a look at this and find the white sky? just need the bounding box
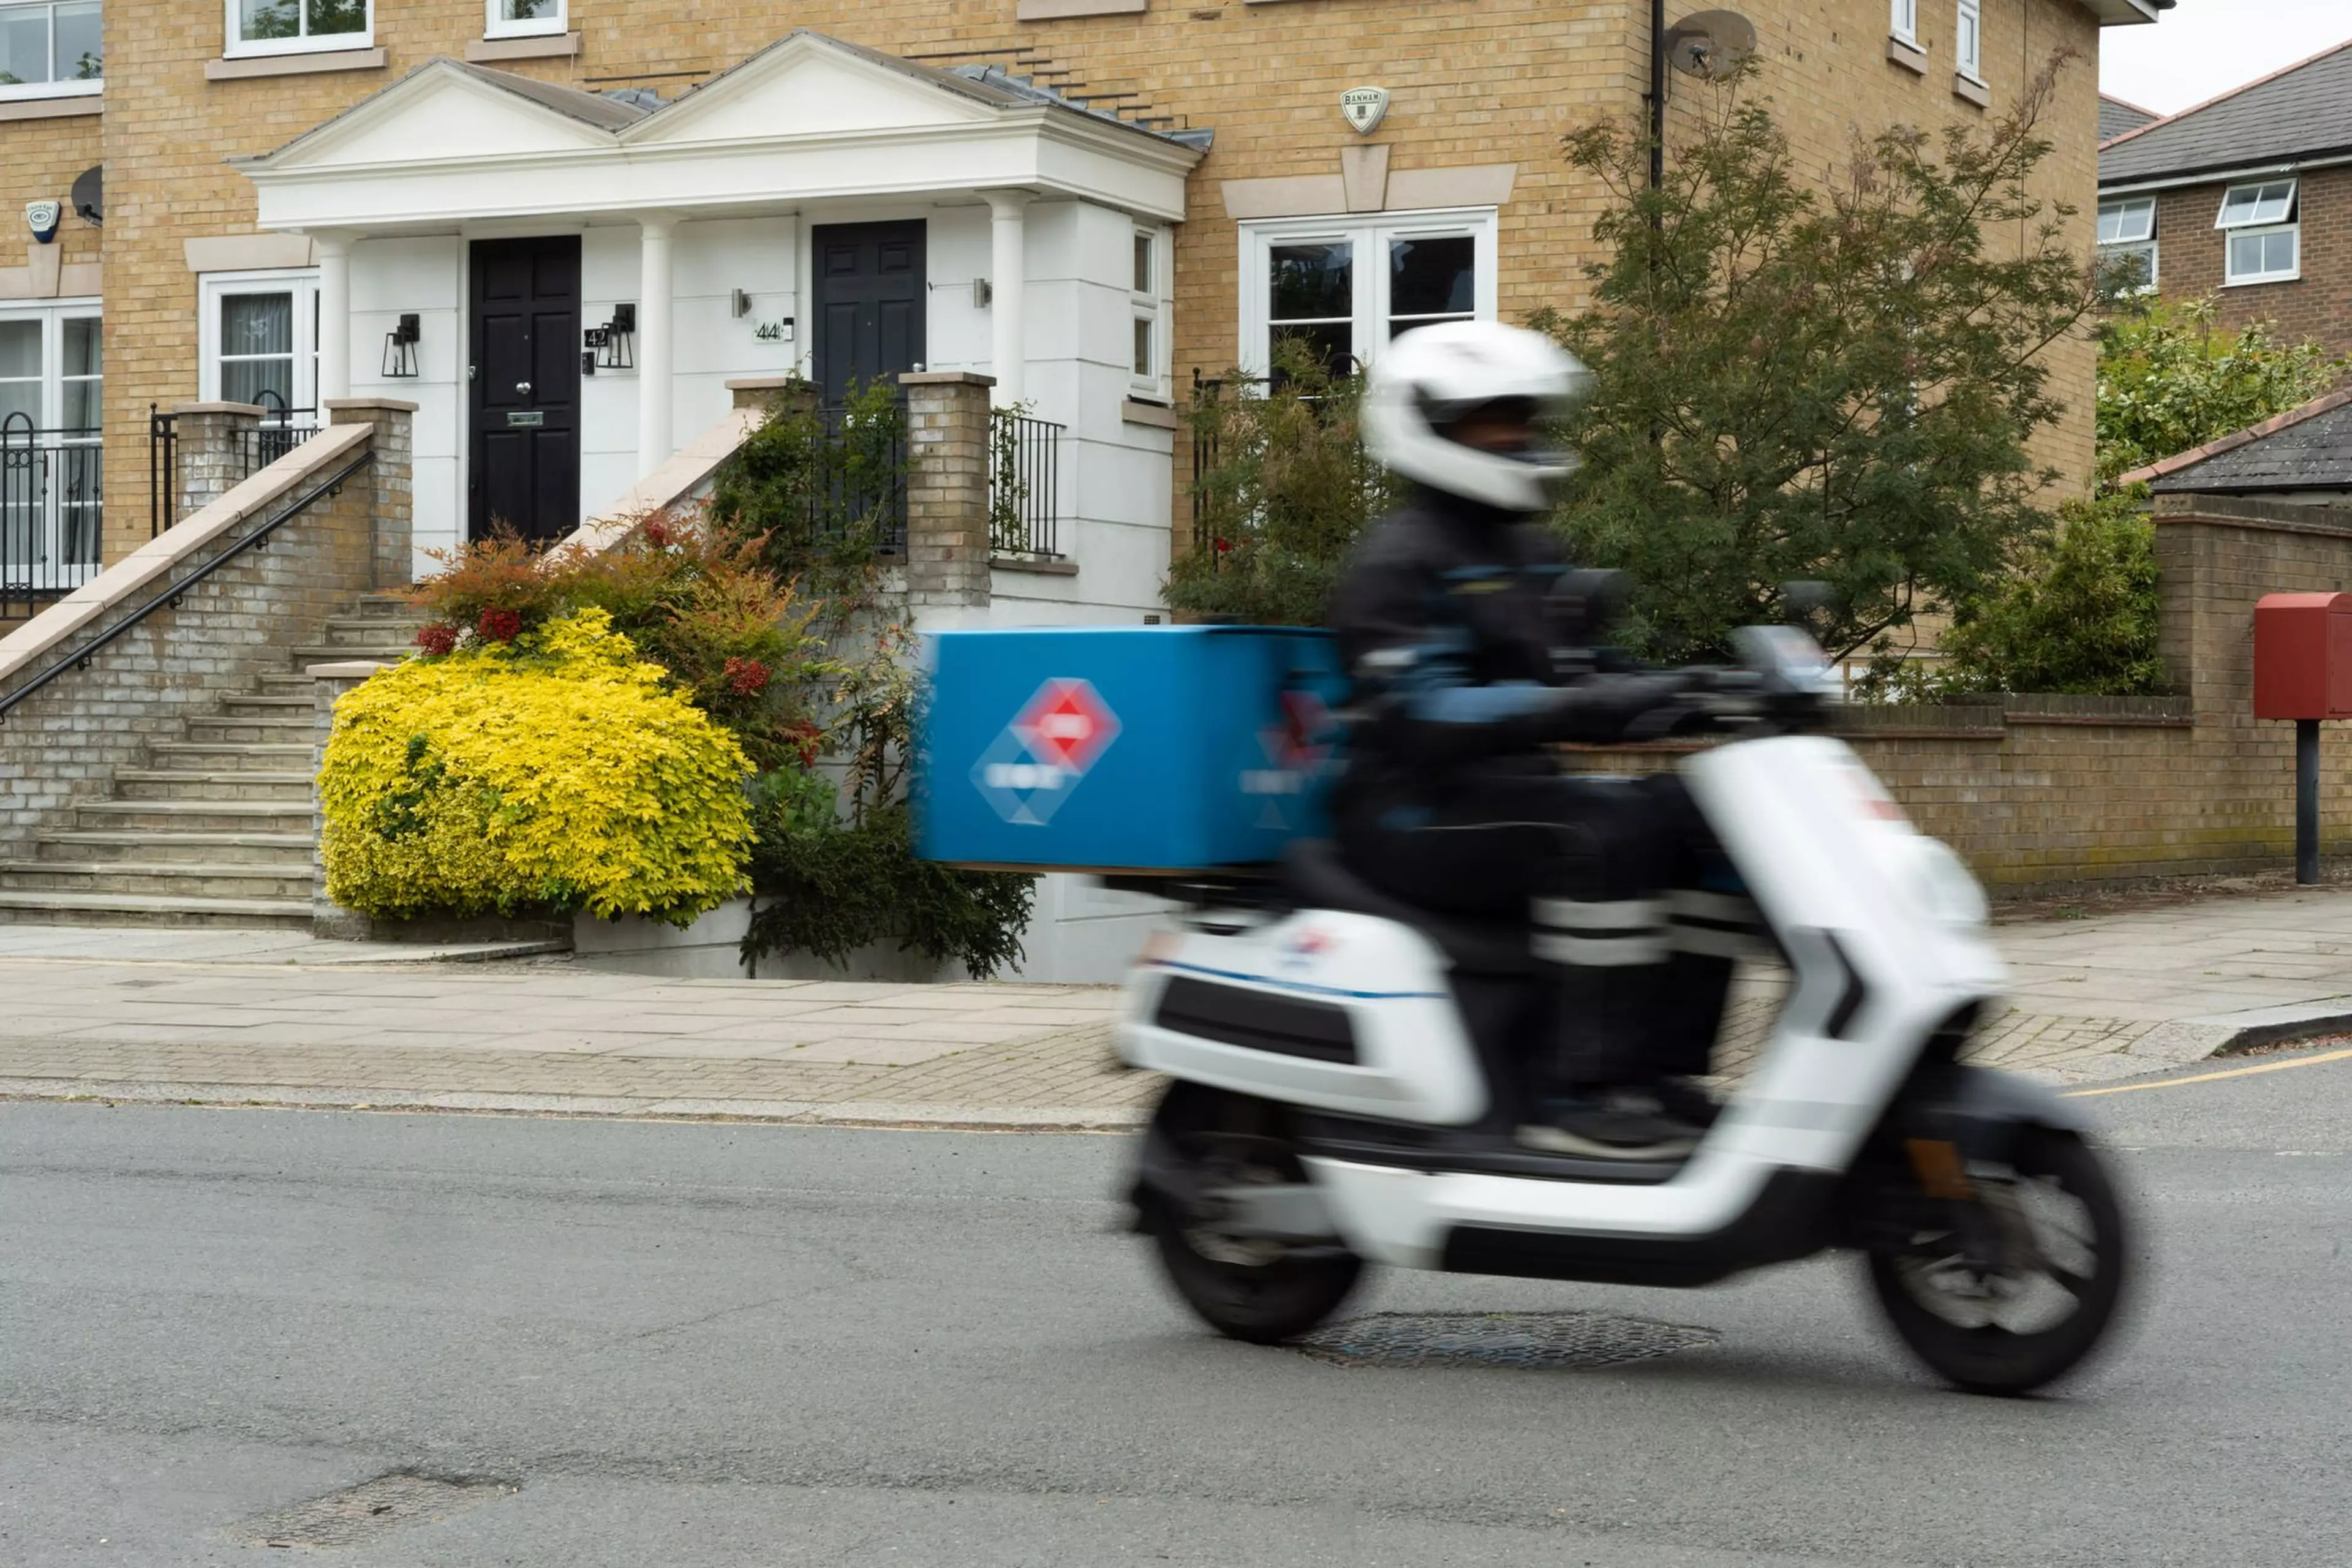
[2100,0,2352,116]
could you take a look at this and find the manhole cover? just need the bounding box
[226,1474,517,1550]
[1295,1310,1719,1370]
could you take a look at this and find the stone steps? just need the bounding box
[114,771,315,804]
[0,889,313,929]
[29,830,316,866]
[74,798,316,835]
[147,741,315,772]
[181,717,315,744]
[289,644,414,666]
[0,859,316,900]
[319,617,424,651]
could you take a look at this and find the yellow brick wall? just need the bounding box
[1,111,104,274]
[0,0,2108,565]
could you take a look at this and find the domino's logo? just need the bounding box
[971,677,1122,826]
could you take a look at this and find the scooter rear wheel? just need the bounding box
[1864,1127,2130,1396]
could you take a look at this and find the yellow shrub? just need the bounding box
[320,609,754,925]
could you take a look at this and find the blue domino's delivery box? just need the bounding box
[917,626,1346,872]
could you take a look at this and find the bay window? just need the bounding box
[1240,210,1496,377]
[226,0,371,58]
[0,0,101,99]
[2217,180,2299,286]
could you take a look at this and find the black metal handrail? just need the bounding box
[989,410,1064,557]
[0,447,375,728]
[3,415,104,623]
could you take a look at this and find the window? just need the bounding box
[1890,0,1918,45]
[1130,228,1165,393]
[485,0,564,39]
[225,0,371,58]
[198,271,321,418]
[1240,211,1495,377]
[2217,180,2299,285]
[0,1,102,98]
[2097,197,2158,293]
[1955,0,1981,81]
[0,304,103,581]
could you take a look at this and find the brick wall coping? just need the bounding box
[898,370,997,387]
[172,401,268,418]
[550,405,764,562]
[723,376,809,393]
[1842,693,2196,734]
[0,421,372,687]
[323,396,420,415]
[2153,492,2352,537]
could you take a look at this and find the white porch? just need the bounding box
[232,31,1205,625]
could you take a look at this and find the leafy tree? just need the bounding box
[1544,59,2101,663]
[2092,296,2342,488]
[1164,342,1401,626]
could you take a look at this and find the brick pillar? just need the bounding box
[309,660,388,940]
[326,398,417,590]
[900,370,995,628]
[170,401,263,519]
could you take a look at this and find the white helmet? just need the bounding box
[1361,320,1591,513]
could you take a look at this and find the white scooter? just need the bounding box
[1115,626,2130,1396]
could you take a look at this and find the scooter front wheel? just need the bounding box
[1864,1126,2130,1396]
[1151,1212,1363,1344]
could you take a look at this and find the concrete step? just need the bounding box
[32,830,315,867]
[350,591,419,616]
[224,690,315,710]
[321,617,424,650]
[0,889,312,930]
[114,771,313,803]
[288,644,413,667]
[148,742,315,772]
[0,860,316,900]
[186,715,315,744]
[76,799,315,834]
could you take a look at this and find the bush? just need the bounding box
[320,609,754,925]
[2095,297,2342,488]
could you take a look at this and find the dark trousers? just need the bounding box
[1341,771,1732,1095]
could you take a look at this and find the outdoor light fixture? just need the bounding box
[381,313,421,379]
[731,288,753,318]
[584,303,637,373]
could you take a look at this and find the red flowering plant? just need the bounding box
[412,624,460,658]
[477,607,524,643]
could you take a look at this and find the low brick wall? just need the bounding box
[0,402,412,862]
[1575,496,2352,891]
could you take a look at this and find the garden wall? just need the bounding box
[1578,496,2352,891]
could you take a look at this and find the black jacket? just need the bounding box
[1327,489,1681,829]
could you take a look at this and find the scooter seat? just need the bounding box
[1283,840,1540,976]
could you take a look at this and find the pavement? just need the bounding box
[4,1045,2351,1564]
[2,886,2351,1125]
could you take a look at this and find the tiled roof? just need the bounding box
[2098,94,2158,144]
[2101,40,2352,186]
[2117,388,2352,492]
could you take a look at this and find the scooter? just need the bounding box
[1114,625,2131,1396]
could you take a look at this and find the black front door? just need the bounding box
[469,236,581,543]
[811,221,926,405]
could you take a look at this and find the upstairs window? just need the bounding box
[1241,211,1494,379]
[227,0,371,58]
[1131,228,1165,396]
[1890,0,1918,45]
[2097,198,2158,293]
[486,0,565,39]
[2217,180,2299,286]
[0,1,102,98]
[1956,0,1982,81]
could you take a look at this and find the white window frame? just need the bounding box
[2097,197,2158,293]
[1237,208,1499,379]
[1129,226,1167,399]
[1891,0,1919,46]
[223,0,374,59]
[0,298,104,584]
[198,269,322,418]
[2216,180,2300,287]
[484,0,565,40]
[0,0,103,102]
[1954,0,1983,82]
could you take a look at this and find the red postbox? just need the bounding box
[2254,592,2352,720]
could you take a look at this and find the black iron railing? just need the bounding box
[989,409,1064,557]
[796,402,910,555]
[148,399,320,537]
[2,415,104,622]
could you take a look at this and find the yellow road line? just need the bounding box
[2064,1044,2352,1098]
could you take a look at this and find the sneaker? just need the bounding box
[1516,1096,1702,1161]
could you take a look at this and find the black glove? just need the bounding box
[1540,672,1700,744]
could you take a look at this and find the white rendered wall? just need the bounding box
[346,235,464,577]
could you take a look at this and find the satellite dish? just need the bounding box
[70,165,101,227]
[1664,10,1758,79]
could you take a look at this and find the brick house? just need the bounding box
[2,0,2158,621]
[2099,39,2352,357]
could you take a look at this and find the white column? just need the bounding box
[314,233,353,405]
[636,214,678,477]
[982,190,1033,407]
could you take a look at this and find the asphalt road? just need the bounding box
[2,1050,2347,1567]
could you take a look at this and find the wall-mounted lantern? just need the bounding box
[381,312,421,379]
[582,303,637,375]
